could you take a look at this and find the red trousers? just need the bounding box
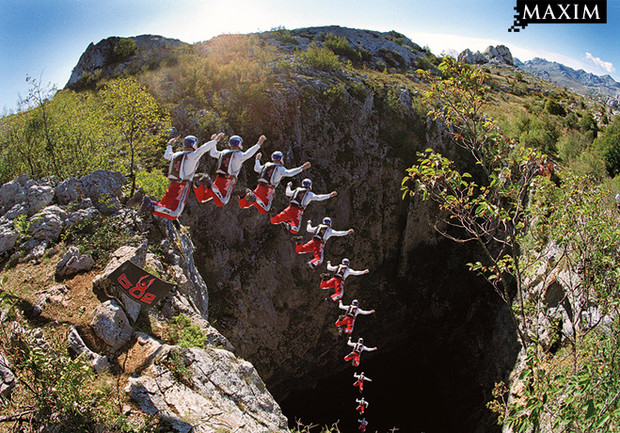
[152,181,191,220]
[353,379,365,392]
[359,424,367,432]
[344,351,361,367]
[336,315,355,334]
[238,184,274,213]
[356,404,366,414]
[321,277,344,301]
[295,238,324,267]
[270,205,303,233]
[193,175,236,206]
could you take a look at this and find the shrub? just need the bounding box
[165,313,209,348]
[300,43,341,71]
[322,33,361,62]
[112,38,137,63]
[136,170,169,198]
[61,214,131,263]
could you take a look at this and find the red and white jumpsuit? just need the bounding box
[193,141,261,206]
[152,137,218,220]
[336,301,374,334]
[353,372,373,393]
[270,185,332,233]
[344,339,377,367]
[355,398,369,414]
[321,263,367,302]
[357,418,368,432]
[295,222,350,269]
[238,160,304,213]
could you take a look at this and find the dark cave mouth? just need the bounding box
[278,334,507,433]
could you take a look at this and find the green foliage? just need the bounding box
[595,115,620,177]
[61,214,131,263]
[164,313,209,348]
[101,77,171,195]
[270,26,298,45]
[300,43,342,71]
[112,38,137,63]
[136,170,169,198]
[0,324,160,432]
[161,348,193,387]
[544,98,567,116]
[0,78,119,183]
[322,33,361,62]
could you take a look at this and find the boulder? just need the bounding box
[125,341,288,433]
[54,177,82,205]
[0,225,18,256]
[0,174,29,215]
[67,325,111,373]
[28,205,67,242]
[78,170,126,214]
[26,183,54,216]
[0,352,16,403]
[55,246,94,278]
[90,299,133,351]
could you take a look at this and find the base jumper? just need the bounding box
[149,133,223,220]
[238,151,310,213]
[344,337,377,367]
[270,178,336,233]
[321,259,369,303]
[193,134,264,206]
[336,299,375,334]
[357,418,369,432]
[294,217,353,269]
[355,398,369,415]
[353,371,373,393]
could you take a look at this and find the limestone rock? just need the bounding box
[0,225,18,255]
[90,299,133,351]
[28,205,67,242]
[56,246,94,278]
[126,342,288,433]
[484,45,514,65]
[54,177,82,205]
[0,352,16,403]
[78,170,126,214]
[67,325,111,373]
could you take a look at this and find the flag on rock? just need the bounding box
[109,260,174,308]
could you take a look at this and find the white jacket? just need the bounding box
[209,142,261,177]
[254,160,304,187]
[164,138,218,181]
[338,301,373,317]
[328,263,366,280]
[306,221,349,242]
[286,185,332,208]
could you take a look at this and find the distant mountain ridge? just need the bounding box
[514,57,620,102]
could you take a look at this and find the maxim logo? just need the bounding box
[509,0,607,31]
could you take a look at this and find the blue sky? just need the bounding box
[1,0,619,113]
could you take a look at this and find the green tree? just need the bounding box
[101,77,170,196]
[594,115,620,177]
[405,58,546,347]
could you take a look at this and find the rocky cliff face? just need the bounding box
[169,28,520,431]
[0,171,287,433]
[66,35,187,89]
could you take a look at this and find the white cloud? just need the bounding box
[585,52,616,75]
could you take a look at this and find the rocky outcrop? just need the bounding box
[265,26,427,71]
[66,35,187,89]
[125,333,288,433]
[458,45,514,66]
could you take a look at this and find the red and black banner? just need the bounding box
[109,260,175,308]
[509,0,607,32]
